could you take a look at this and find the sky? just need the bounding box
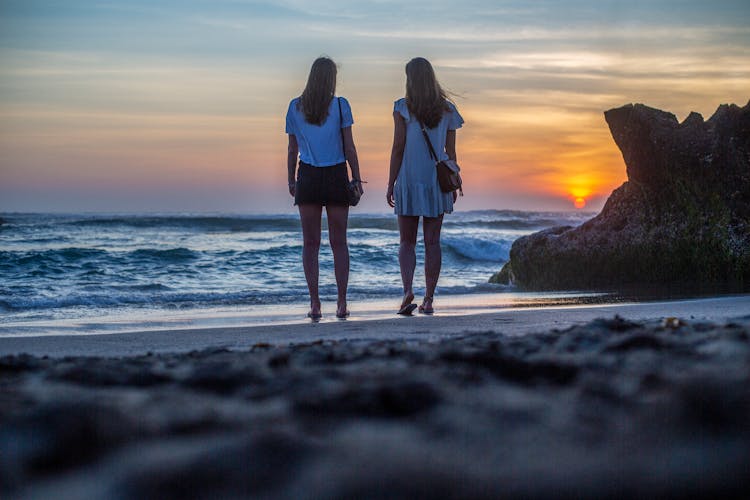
[1,0,749,213]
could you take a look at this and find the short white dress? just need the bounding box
[393,98,464,218]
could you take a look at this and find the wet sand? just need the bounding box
[0,295,747,357]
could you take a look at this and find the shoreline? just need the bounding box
[0,290,609,338]
[1,294,747,357]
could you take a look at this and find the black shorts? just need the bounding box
[294,161,350,206]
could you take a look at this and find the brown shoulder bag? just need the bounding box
[420,122,463,196]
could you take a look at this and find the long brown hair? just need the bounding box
[299,57,337,125]
[405,57,450,129]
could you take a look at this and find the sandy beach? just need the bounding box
[2,295,749,498]
[1,295,748,357]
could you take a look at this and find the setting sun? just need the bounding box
[569,185,592,210]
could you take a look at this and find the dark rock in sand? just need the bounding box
[1,317,749,498]
[492,101,750,290]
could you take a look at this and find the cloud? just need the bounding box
[1,0,749,212]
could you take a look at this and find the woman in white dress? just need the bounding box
[286,57,363,320]
[386,57,464,315]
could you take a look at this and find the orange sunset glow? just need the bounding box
[1,2,749,213]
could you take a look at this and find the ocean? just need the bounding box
[0,210,596,335]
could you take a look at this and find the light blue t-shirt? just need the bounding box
[285,96,354,167]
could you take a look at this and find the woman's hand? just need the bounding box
[386,185,395,207]
[452,190,458,203]
[288,182,296,198]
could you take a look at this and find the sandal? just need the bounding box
[397,291,416,316]
[418,297,434,315]
[397,303,417,316]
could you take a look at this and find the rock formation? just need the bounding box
[491,101,750,290]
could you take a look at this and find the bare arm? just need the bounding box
[387,111,406,207]
[287,134,298,197]
[445,129,459,201]
[342,126,364,193]
[445,129,457,161]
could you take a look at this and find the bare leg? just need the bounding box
[326,204,350,317]
[421,214,444,313]
[398,215,420,308]
[299,204,322,317]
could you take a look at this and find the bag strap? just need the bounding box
[338,98,366,186]
[337,97,351,183]
[419,122,440,163]
[420,119,464,197]
[338,97,346,158]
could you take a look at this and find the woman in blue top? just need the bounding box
[387,57,464,315]
[286,57,364,320]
